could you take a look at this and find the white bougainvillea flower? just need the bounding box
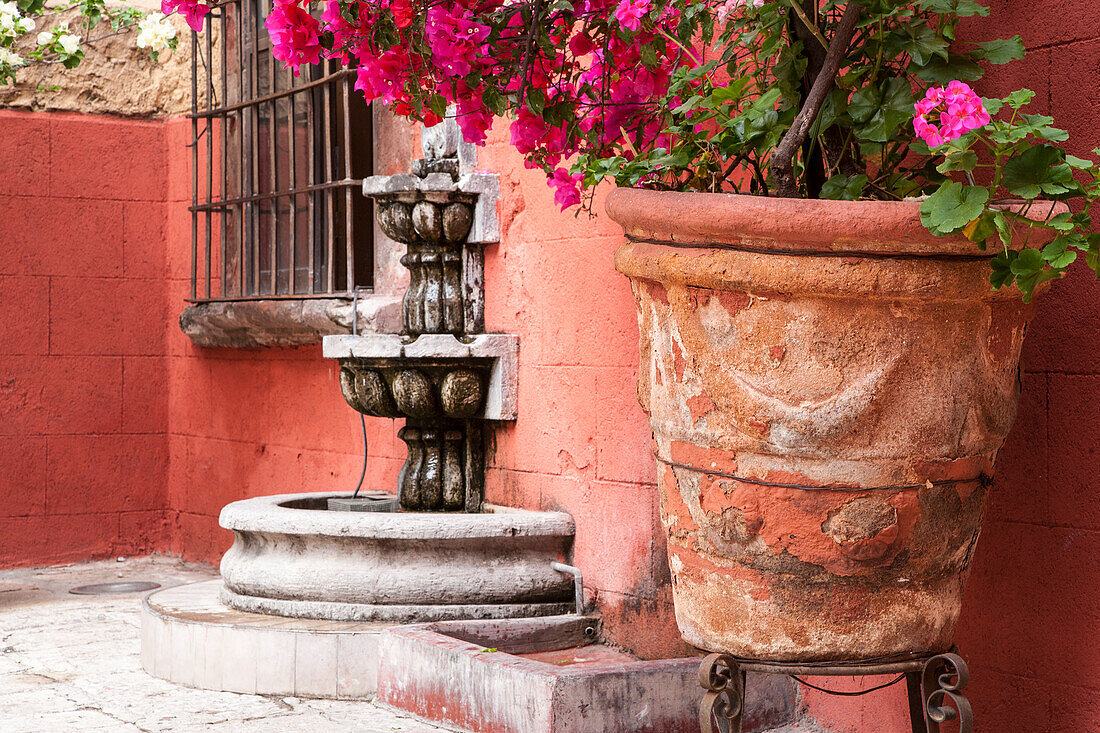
[136,12,176,51]
[15,16,33,33]
[0,13,16,34]
[0,47,24,66]
[0,1,18,17]
[36,30,51,45]
[58,33,80,55]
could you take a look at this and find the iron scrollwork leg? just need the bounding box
[922,653,974,733]
[698,653,745,733]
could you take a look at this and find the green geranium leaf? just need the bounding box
[971,36,1025,65]
[912,53,984,84]
[990,251,1014,289]
[848,85,880,123]
[1067,154,1095,170]
[1004,89,1036,110]
[919,0,989,17]
[1042,238,1079,269]
[1002,145,1071,199]
[965,211,998,246]
[937,149,978,174]
[920,181,990,236]
[821,174,869,201]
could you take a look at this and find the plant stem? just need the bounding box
[770,2,862,198]
[784,0,829,51]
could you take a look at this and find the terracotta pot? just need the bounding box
[609,188,1050,662]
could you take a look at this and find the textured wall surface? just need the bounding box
[0,10,195,117]
[0,110,172,565]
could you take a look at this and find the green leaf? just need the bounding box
[480,87,505,116]
[426,94,447,119]
[965,211,998,245]
[918,0,989,17]
[983,97,1004,116]
[1067,154,1095,170]
[912,53,984,84]
[990,251,1014,289]
[821,174,869,201]
[1010,247,1044,275]
[1002,145,1072,199]
[1042,239,1078,269]
[1004,89,1035,110]
[971,36,1025,65]
[937,149,978,174]
[526,87,546,115]
[920,181,990,236]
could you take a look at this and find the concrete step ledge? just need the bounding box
[141,579,393,699]
[376,616,797,733]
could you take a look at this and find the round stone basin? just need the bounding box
[218,492,576,623]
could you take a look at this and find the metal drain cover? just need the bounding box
[69,581,161,595]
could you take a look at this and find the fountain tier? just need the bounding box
[219,492,576,622]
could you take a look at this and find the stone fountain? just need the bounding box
[141,117,576,699]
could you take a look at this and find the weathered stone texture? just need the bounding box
[1,8,200,117]
[610,189,1051,661]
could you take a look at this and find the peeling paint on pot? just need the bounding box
[609,189,1054,662]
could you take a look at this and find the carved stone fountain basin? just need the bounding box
[218,492,576,622]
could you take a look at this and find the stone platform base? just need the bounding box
[141,580,391,699]
[377,616,797,733]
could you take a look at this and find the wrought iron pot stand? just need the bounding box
[698,649,973,733]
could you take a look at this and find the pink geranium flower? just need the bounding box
[912,81,990,148]
[614,0,651,31]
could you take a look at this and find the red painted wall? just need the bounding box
[0,110,172,566]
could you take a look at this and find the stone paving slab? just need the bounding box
[0,556,442,733]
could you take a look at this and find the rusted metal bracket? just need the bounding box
[697,649,974,733]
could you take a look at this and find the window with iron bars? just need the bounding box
[189,0,373,303]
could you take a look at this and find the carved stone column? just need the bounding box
[325,114,510,513]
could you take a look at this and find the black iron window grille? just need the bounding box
[188,0,373,303]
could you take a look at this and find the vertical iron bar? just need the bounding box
[323,69,334,293]
[306,71,316,293]
[237,0,246,297]
[190,29,198,300]
[907,672,930,733]
[205,25,214,300]
[250,0,261,296]
[288,86,297,295]
[268,21,277,296]
[342,74,354,293]
[220,1,228,298]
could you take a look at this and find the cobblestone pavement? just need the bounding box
[0,556,443,733]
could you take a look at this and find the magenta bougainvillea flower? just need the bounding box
[161,0,208,32]
[913,81,991,148]
[614,0,651,31]
[548,167,583,210]
[264,0,323,75]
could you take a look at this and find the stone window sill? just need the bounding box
[179,294,403,349]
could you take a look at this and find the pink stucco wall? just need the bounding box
[0,110,172,566]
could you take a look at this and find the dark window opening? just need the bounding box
[188,0,373,303]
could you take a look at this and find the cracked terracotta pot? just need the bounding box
[609,188,1050,662]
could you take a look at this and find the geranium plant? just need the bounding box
[202,0,1100,297]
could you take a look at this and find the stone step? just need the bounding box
[141,579,394,699]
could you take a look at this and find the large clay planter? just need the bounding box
[609,188,1047,662]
